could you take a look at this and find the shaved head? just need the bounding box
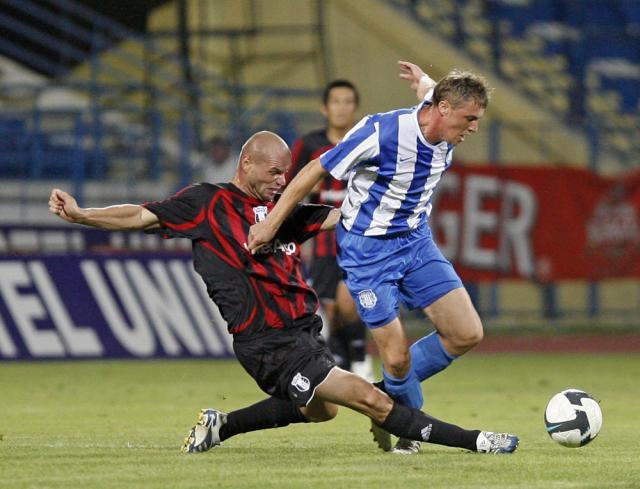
[233,131,292,202]
[240,131,290,163]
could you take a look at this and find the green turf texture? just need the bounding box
[1,353,638,489]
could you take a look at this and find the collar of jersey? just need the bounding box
[413,98,448,150]
[225,182,274,207]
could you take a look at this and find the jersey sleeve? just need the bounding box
[286,138,313,183]
[422,87,435,103]
[319,115,379,180]
[142,184,210,240]
[283,203,333,244]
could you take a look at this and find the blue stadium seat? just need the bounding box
[0,117,30,178]
[29,133,79,179]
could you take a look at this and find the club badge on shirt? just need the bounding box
[253,206,268,223]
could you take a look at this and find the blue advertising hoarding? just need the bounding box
[0,253,233,360]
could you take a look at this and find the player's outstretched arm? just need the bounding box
[247,158,328,252]
[48,188,160,231]
[398,60,436,100]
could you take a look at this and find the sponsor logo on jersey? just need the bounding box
[255,239,297,256]
[291,372,311,392]
[358,289,377,309]
[253,206,268,223]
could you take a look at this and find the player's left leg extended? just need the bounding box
[314,367,518,454]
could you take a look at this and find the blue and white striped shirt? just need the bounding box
[320,97,454,237]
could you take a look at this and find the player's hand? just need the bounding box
[247,220,277,254]
[398,60,426,92]
[48,188,83,223]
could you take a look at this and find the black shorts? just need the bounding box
[309,256,342,301]
[232,315,337,407]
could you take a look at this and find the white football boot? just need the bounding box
[476,431,519,454]
[181,408,228,453]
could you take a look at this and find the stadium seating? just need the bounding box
[1,0,636,182]
[0,0,322,184]
[0,117,29,178]
[392,0,640,170]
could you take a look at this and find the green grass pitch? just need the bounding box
[1,353,639,488]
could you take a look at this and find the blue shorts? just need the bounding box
[336,223,463,329]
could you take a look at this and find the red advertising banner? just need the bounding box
[430,165,640,281]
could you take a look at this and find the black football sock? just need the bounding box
[219,397,308,441]
[344,320,367,363]
[328,330,350,370]
[380,403,481,451]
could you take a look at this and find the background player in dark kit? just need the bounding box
[288,79,373,379]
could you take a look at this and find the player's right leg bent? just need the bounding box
[422,287,483,358]
[397,228,468,382]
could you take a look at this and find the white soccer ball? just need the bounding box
[544,389,602,448]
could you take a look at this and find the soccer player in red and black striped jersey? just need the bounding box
[48,131,518,455]
[288,80,374,379]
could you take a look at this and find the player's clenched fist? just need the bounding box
[247,220,277,254]
[48,188,82,223]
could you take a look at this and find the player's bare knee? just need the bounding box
[467,319,484,346]
[451,322,483,352]
[304,402,339,423]
[386,352,411,378]
[312,404,338,422]
[360,383,392,423]
[473,324,484,344]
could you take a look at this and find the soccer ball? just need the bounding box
[544,389,602,448]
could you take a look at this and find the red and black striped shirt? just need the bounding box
[287,129,346,258]
[144,183,331,338]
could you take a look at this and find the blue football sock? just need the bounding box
[382,367,423,409]
[410,332,457,382]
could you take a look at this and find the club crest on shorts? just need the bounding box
[291,372,310,392]
[358,289,377,309]
[253,206,268,223]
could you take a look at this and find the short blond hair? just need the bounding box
[433,70,492,109]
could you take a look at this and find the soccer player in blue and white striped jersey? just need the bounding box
[249,61,493,454]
